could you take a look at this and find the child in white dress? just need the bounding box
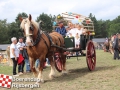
[75,33,80,48]
[75,24,87,48]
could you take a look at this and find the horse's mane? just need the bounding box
[20,18,39,30]
[31,20,39,30]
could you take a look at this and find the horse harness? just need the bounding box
[43,32,64,49]
[21,22,64,52]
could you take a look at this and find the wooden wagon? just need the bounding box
[53,12,96,72]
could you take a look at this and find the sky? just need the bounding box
[0,0,120,23]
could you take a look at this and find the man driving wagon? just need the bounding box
[55,21,67,38]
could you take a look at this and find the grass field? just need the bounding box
[0,50,120,90]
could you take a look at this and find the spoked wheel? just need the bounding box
[54,53,62,72]
[86,40,96,71]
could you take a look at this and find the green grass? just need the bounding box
[0,50,120,90]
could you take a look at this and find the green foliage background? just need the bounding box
[0,12,120,44]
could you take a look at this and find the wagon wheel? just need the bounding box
[54,53,62,72]
[86,40,96,71]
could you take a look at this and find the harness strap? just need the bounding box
[44,33,65,48]
[43,32,54,46]
[33,30,41,46]
[41,35,49,51]
[53,34,63,47]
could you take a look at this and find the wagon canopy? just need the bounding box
[54,12,94,32]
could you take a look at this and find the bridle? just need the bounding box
[21,22,41,46]
[21,23,34,37]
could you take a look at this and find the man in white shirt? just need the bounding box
[10,37,19,76]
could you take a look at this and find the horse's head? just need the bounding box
[19,14,39,46]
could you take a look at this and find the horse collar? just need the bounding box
[32,29,41,46]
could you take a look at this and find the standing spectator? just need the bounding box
[45,58,50,66]
[35,58,50,70]
[56,21,67,37]
[105,37,109,52]
[10,37,19,76]
[113,34,119,60]
[17,37,25,74]
[23,43,31,73]
[35,59,40,69]
[105,37,108,42]
[109,36,114,54]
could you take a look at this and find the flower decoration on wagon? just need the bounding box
[86,20,90,24]
[92,32,95,35]
[57,15,61,19]
[76,15,79,18]
[53,21,57,26]
[57,15,63,19]
[68,12,72,16]
[78,19,82,24]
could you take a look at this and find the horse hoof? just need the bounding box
[49,75,54,79]
[62,70,68,74]
[49,75,56,79]
[33,73,38,77]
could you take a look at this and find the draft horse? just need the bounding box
[19,14,66,83]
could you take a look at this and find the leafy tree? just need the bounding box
[8,12,28,40]
[0,19,10,44]
[5,12,28,44]
[15,12,28,26]
[109,23,120,35]
[97,20,108,37]
[89,13,100,37]
[89,13,113,38]
[0,12,120,44]
[36,13,53,32]
[7,22,22,42]
[104,19,111,37]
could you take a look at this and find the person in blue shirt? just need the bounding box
[55,21,67,37]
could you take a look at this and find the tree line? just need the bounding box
[0,12,120,44]
[89,13,120,38]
